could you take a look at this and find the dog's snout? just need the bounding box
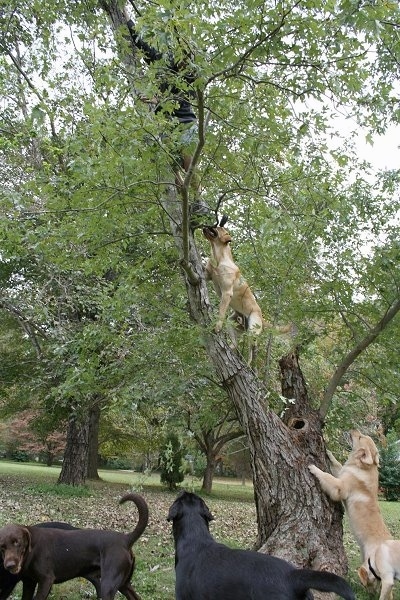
[341,431,352,448]
[4,558,19,573]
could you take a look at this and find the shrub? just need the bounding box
[11,450,30,462]
[104,457,133,470]
[160,433,184,490]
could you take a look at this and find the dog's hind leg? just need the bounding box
[101,557,139,600]
[100,568,123,600]
[119,582,142,600]
[379,579,394,600]
[247,311,263,335]
[246,311,263,367]
[100,580,119,600]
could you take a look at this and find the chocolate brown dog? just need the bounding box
[167,490,355,600]
[0,492,148,600]
[0,521,100,600]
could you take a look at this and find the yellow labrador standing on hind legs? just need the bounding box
[202,217,286,364]
[309,429,400,600]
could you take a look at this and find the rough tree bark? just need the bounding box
[202,452,216,494]
[58,413,89,486]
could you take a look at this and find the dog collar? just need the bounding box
[368,558,381,581]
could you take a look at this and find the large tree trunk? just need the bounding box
[86,399,101,480]
[202,452,216,493]
[58,414,89,486]
[213,343,347,572]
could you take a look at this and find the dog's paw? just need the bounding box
[308,464,319,476]
[326,450,336,463]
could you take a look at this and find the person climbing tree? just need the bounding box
[125,8,211,223]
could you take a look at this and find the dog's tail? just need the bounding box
[293,569,355,600]
[119,492,149,546]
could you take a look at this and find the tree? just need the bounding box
[58,414,90,486]
[0,0,399,582]
[192,420,243,494]
[0,410,65,464]
[99,0,400,576]
[185,392,243,493]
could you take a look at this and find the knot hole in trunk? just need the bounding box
[288,417,309,432]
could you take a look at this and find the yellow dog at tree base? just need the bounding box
[309,430,399,600]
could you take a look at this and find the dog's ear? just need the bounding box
[199,499,214,523]
[356,446,375,465]
[357,565,369,586]
[167,490,191,522]
[21,527,32,554]
[167,505,178,522]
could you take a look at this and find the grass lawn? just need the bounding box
[0,460,399,599]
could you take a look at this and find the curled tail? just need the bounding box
[293,569,355,600]
[119,492,149,546]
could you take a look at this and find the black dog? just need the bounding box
[167,491,355,600]
[0,522,101,600]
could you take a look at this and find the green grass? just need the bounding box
[0,460,399,599]
[0,460,255,501]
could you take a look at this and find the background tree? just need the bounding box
[1,410,66,466]
[185,388,243,493]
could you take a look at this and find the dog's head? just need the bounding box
[347,429,379,468]
[202,226,232,245]
[0,524,31,574]
[167,491,214,525]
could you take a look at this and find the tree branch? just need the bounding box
[0,299,48,357]
[208,0,302,84]
[4,46,58,141]
[319,296,400,420]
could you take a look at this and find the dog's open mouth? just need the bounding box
[341,431,353,449]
